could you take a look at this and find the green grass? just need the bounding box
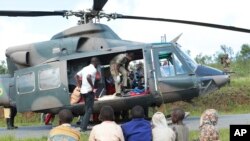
[189,128,229,141]
[0,112,42,127]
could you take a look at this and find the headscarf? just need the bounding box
[200,109,218,127]
[152,112,168,128]
[152,112,176,141]
[199,109,220,141]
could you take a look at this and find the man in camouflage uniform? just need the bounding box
[199,109,219,141]
[221,54,230,73]
[221,54,231,85]
[110,53,134,94]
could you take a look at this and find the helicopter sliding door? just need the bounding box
[15,61,70,112]
[152,46,198,102]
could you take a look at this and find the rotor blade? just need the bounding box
[117,15,250,33]
[0,10,67,17]
[93,0,108,11]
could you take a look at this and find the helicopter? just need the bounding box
[1,0,249,121]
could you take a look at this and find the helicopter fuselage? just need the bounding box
[0,23,229,116]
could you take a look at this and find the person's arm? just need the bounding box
[74,74,81,88]
[87,74,94,90]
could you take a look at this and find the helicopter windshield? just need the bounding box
[176,47,197,71]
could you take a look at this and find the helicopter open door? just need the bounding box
[15,61,70,112]
[152,45,199,102]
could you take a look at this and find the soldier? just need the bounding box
[221,54,230,73]
[199,109,219,141]
[110,53,134,95]
[221,54,231,84]
[4,106,18,130]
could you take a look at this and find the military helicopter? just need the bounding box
[0,0,248,120]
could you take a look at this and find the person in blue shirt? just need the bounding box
[121,105,152,141]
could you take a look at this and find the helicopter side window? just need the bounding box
[39,68,61,90]
[16,72,35,94]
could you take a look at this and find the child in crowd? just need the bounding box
[171,108,189,141]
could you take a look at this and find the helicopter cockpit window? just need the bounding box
[158,51,187,77]
[39,68,60,90]
[176,47,197,71]
[16,72,35,94]
[173,54,187,75]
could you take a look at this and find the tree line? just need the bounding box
[194,44,250,65]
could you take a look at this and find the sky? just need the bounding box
[0,0,250,62]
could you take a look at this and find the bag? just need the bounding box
[114,75,121,83]
[3,108,10,118]
[70,87,81,104]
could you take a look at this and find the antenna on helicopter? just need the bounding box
[161,34,167,43]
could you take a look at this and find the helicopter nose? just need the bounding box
[195,65,230,87]
[211,74,229,87]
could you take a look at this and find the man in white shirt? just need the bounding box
[75,57,99,132]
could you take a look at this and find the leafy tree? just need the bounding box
[195,53,213,65]
[0,60,7,74]
[240,44,250,60]
[211,52,223,65]
[220,45,234,59]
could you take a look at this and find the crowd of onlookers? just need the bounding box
[47,105,219,141]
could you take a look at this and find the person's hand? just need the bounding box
[93,88,97,93]
[76,87,80,91]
